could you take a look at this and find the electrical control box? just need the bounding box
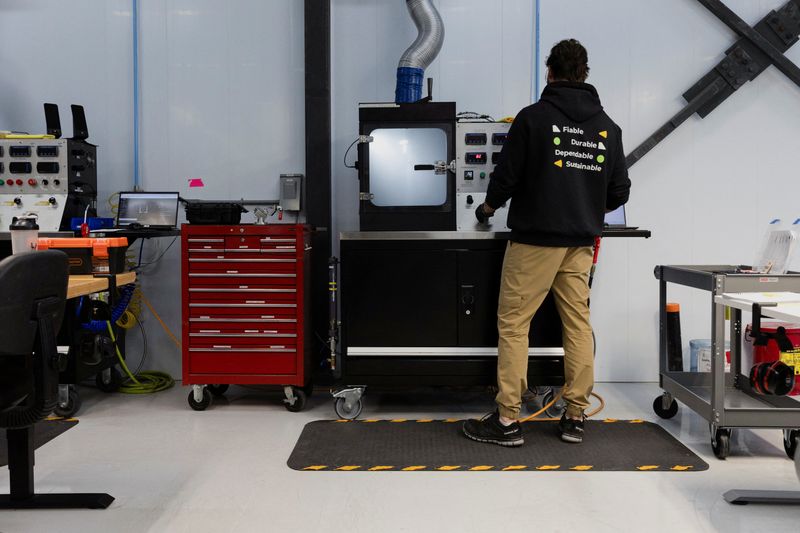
[279,174,303,212]
[0,138,96,232]
[455,121,511,232]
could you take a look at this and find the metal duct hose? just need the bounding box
[395,0,445,103]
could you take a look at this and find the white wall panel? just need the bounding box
[0,0,133,210]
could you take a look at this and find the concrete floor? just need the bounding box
[1,382,799,533]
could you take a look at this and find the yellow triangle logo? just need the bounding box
[554,160,563,168]
[599,131,608,139]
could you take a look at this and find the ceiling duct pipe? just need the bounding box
[395,0,444,103]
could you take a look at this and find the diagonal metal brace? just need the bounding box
[626,0,800,169]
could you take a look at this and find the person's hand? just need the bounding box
[475,203,495,224]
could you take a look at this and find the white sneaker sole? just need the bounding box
[560,433,583,444]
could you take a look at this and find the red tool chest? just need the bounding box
[181,224,311,411]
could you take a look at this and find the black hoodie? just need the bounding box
[485,82,631,247]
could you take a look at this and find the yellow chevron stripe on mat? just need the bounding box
[335,466,362,471]
[436,466,461,471]
[571,465,594,471]
[502,465,528,471]
[402,466,427,471]
[603,419,618,423]
[390,419,408,423]
[362,420,380,423]
[303,466,327,471]
[536,465,561,471]
[671,465,694,471]
[368,466,394,471]
[417,419,434,423]
[629,420,645,424]
[469,466,494,471]
[637,465,659,471]
[443,418,460,423]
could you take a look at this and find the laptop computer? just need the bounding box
[603,205,638,231]
[115,192,179,229]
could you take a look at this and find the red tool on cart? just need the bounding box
[181,224,312,411]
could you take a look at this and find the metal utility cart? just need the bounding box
[653,265,800,459]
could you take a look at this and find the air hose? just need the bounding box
[106,321,174,394]
[519,390,605,423]
[78,284,136,333]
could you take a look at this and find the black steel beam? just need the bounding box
[304,0,333,382]
[626,0,800,169]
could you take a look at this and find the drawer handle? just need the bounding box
[190,333,297,338]
[189,303,297,308]
[189,288,296,293]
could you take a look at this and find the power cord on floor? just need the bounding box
[518,390,605,423]
[106,321,174,394]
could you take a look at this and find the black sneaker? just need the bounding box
[558,414,584,443]
[463,410,524,447]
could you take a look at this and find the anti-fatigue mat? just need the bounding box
[288,419,708,472]
[0,417,79,467]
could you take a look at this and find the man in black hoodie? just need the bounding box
[463,39,631,446]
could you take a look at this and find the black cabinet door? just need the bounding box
[456,249,562,348]
[342,249,458,347]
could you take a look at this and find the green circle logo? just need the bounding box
[597,154,605,163]
[553,137,561,146]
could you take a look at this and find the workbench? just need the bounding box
[67,271,137,299]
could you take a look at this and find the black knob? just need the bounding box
[13,197,21,205]
[53,179,61,186]
[466,195,474,205]
[42,179,49,186]
[49,197,57,205]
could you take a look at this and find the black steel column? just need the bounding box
[304,0,333,382]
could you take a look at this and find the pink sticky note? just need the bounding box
[188,178,205,188]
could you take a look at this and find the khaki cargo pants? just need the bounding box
[496,241,594,420]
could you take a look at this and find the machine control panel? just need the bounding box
[0,139,72,232]
[456,121,511,231]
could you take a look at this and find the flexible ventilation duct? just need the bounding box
[395,0,445,103]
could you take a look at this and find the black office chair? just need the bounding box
[0,251,113,509]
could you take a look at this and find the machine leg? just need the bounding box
[724,490,800,505]
[0,427,114,509]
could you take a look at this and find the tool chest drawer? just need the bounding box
[182,224,311,388]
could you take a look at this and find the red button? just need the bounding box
[28,179,37,186]
[15,179,23,186]
[6,181,12,186]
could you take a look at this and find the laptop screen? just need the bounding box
[117,192,179,228]
[604,205,626,227]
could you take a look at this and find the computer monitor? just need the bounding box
[116,192,179,229]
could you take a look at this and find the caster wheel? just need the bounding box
[653,396,679,419]
[334,397,363,420]
[783,429,799,460]
[188,388,212,411]
[542,388,565,418]
[95,367,122,393]
[285,388,307,413]
[54,386,82,418]
[207,384,229,397]
[711,427,732,460]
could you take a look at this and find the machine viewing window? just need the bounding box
[368,127,448,207]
